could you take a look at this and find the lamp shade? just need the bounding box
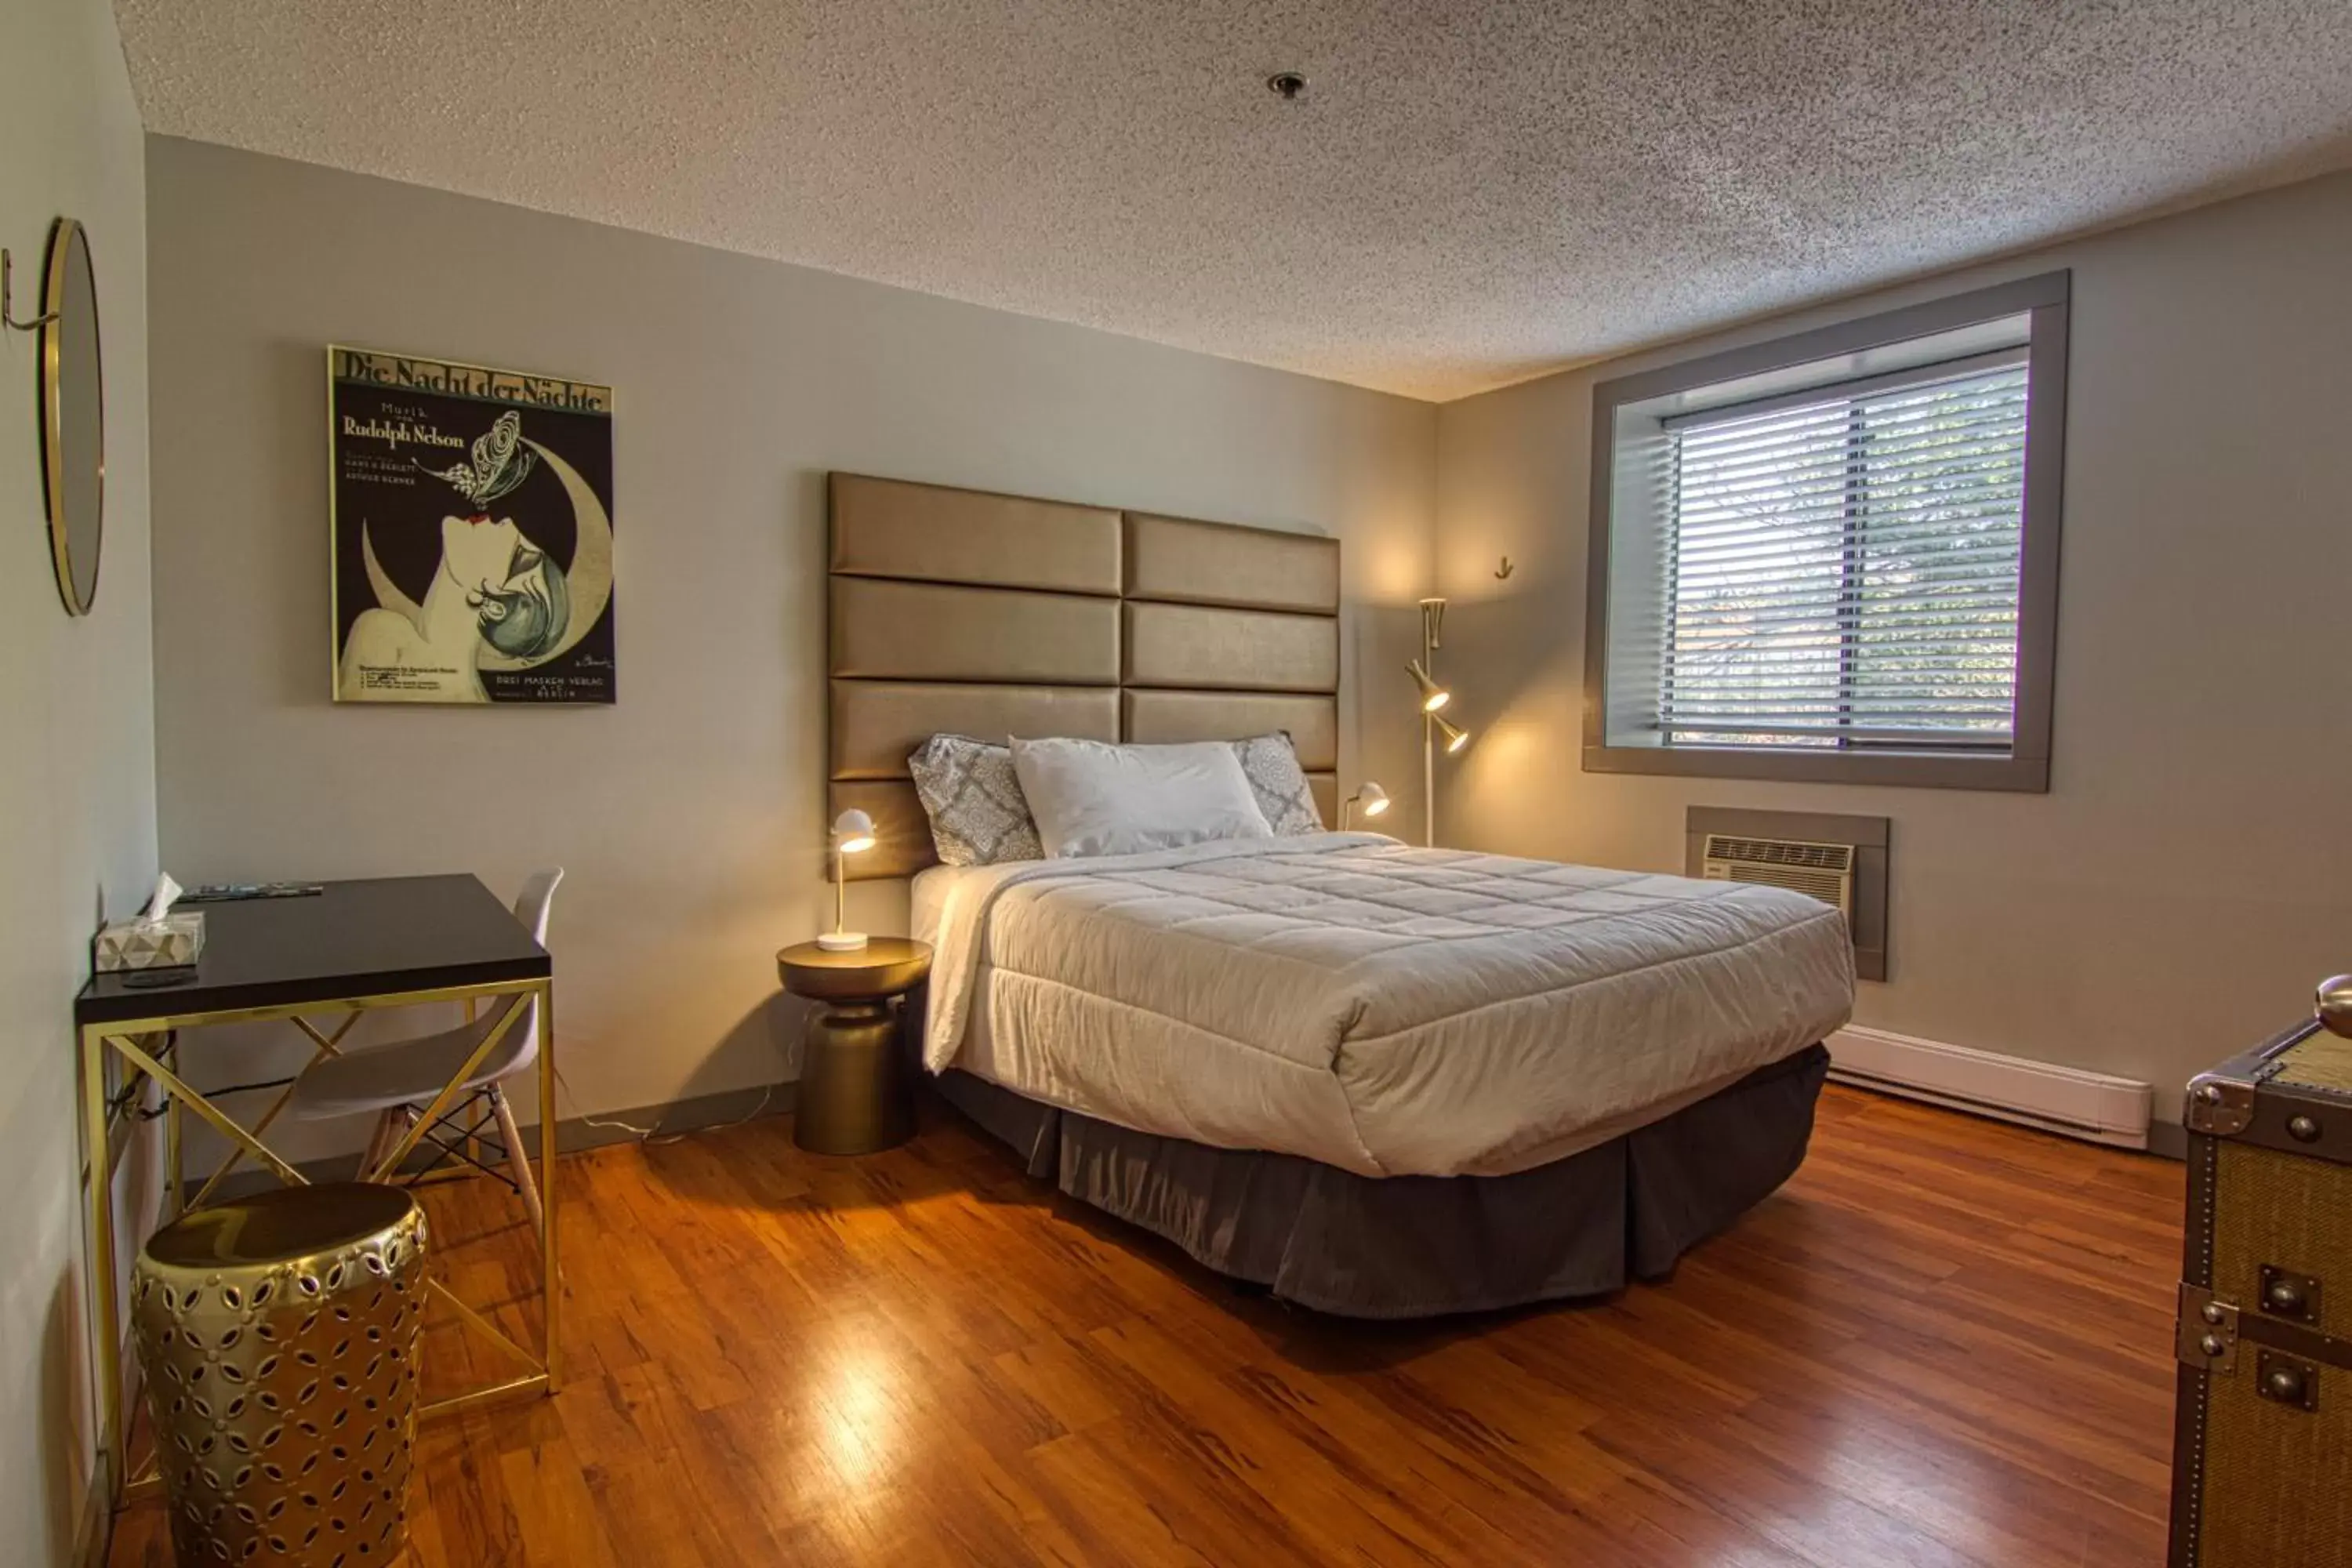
[822,809,877,950]
[1355,782,1391,818]
[832,808,877,855]
[1406,659,1451,713]
[1432,713,1471,754]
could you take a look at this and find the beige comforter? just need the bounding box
[920,834,1853,1178]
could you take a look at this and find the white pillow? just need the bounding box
[1010,737,1275,858]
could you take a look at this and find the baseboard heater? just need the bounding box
[1827,1025,2154,1149]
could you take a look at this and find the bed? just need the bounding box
[827,472,1854,1317]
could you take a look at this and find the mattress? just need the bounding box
[913,833,1854,1179]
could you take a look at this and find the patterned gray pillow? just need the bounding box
[1230,731,1323,835]
[908,735,1044,866]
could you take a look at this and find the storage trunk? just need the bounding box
[2169,1018,2352,1567]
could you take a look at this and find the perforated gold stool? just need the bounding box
[130,1183,428,1566]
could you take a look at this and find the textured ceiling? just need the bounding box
[118,0,2352,401]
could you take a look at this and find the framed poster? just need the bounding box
[329,347,615,704]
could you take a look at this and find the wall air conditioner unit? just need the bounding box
[1699,834,1854,923]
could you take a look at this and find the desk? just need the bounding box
[75,874,557,1511]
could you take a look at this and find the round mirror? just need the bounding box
[39,218,104,615]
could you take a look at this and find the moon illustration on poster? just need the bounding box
[354,437,613,694]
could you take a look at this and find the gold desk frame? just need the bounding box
[78,974,558,1510]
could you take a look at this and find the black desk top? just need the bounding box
[75,874,550,1027]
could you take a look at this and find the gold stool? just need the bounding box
[131,1182,428,1566]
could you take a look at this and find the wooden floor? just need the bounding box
[107,1086,2185,1567]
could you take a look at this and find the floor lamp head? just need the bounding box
[1407,659,1451,713]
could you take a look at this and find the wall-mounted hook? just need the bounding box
[1494,555,1515,581]
[2,249,59,333]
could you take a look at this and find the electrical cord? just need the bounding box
[556,1063,779,1148]
[104,1029,311,1122]
[109,1034,783,1149]
[123,1074,299,1122]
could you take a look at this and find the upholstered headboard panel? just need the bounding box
[828,474,1341,879]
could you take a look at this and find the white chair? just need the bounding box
[288,869,562,1240]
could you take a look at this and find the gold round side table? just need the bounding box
[131,1182,428,1566]
[777,937,932,1155]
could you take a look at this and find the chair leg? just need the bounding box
[373,1105,421,1184]
[359,1108,396,1182]
[490,1084,545,1244]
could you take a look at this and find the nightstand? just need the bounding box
[775,937,932,1154]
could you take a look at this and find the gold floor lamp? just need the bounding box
[1406,597,1471,847]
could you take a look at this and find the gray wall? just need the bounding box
[143,137,1436,1147]
[0,0,157,1559]
[1434,170,2352,1116]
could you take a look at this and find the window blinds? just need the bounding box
[1658,357,2029,750]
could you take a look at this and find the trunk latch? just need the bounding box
[2178,1283,2241,1374]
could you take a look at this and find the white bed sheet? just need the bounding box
[912,834,1853,1179]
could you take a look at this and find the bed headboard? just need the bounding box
[828,474,1341,880]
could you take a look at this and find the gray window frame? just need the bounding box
[1583,271,2070,792]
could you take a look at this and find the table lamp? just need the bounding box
[1342,782,1391,829]
[820,809,877,951]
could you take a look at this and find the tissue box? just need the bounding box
[94,912,206,972]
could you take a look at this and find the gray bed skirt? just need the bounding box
[934,1043,1831,1319]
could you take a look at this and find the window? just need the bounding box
[1584,273,2068,790]
[1664,355,2027,750]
